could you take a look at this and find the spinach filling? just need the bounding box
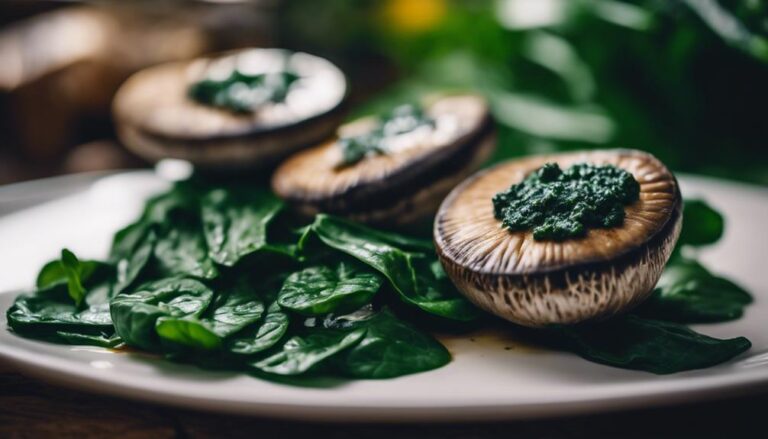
[337,104,435,167]
[189,69,300,113]
[492,162,640,240]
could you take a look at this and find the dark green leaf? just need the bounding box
[110,277,214,351]
[55,331,122,348]
[36,257,100,291]
[155,281,266,350]
[154,222,218,280]
[636,259,752,323]
[114,229,156,295]
[7,270,115,347]
[278,259,383,316]
[339,310,451,379]
[557,315,751,374]
[251,329,366,376]
[60,249,87,306]
[307,215,480,321]
[228,302,290,355]
[201,188,289,266]
[679,199,725,247]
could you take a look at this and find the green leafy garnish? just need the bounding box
[556,315,751,374]
[60,249,87,307]
[252,329,366,376]
[305,214,481,321]
[637,258,752,323]
[201,188,290,266]
[189,70,300,113]
[337,104,435,167]
[278,259,383,316]
[679,199,725,247]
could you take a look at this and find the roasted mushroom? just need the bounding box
[271,94,496,227]
[434,149,682,327]
[113,48,348,169]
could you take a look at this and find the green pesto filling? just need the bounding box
[188,69,300,113]
[337,104,435,168]
[492,162,640,241]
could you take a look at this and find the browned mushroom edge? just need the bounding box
[434,149,682,327]
[115,105,347,169]
[272,96,496,226]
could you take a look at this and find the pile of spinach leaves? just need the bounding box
[7,179,466,380]
[5,178,753,379]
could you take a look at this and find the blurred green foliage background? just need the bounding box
[280,0,768,184]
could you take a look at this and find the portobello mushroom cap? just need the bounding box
[113,48,348,169]
[271,94,496,227]
[434,149,682,327]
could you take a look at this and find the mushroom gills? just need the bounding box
[434,150,682,327]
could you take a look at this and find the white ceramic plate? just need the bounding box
[0,171,766,422]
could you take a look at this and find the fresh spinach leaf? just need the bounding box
[228,302,290,355]
[114,229,156,295]
[201,188,290,266]
[36,256,101,291]
[55,331,122,348]
[7,272,115,347]
[339,309,451,379]
[153,219,218,280]
[556,315,751,374]
[306,214,480,321]
[636,259,752,323]
[156,281,265,350]
[110,277,214,351]
[278,259,383,316]
[60,249,87,306]
[252,329,366,376]
[679,199,725,247]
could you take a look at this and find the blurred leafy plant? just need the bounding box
[280,0,768,184]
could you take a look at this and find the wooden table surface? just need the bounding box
[1,360,766,439]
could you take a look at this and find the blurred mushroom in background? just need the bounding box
[0,1,277,184]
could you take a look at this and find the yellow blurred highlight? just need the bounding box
[381,0,447,33]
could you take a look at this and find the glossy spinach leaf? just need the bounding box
[636,259,753,323]
[36,255,101,291]
[59,249,87,306]
[306,214,479,321]
[156,281,265,350]
[114,229,156,295]
[277,259,383,316]
[338,309,451,379]
[7,272,115,347]
[110,277,214,351]
[679,199,725,247]
[56,331,122,348]
[556,315,751,374]
[153,219,218,280]
[201,188,290,266]
[228,302,290,355]
[251,329,366,376]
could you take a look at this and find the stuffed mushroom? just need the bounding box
[434,149,682,327]
[271,94,496,227]
[113,48,347,169]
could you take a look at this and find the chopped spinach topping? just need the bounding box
[337,104,435,167]
[189,69,300,113]
[492,162,640,241]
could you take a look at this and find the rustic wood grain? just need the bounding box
[1,358,767,438]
